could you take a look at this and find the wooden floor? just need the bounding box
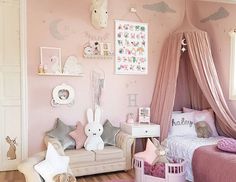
[0,170,134,182]
[0,170,25,182]
[78,170,134,182]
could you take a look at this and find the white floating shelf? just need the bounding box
[198,0,236,4]
[83,54,114,59]
[38,73,85,77]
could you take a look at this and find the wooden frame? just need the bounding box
[115,20,148,75]
[138,107,150,124]
[40,47,62,74]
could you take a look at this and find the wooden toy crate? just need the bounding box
[134,157,186,182]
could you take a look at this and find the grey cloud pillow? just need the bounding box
[101,120,120,146]
[46,118,76,149]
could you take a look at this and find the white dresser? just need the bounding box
[120,122,160,138]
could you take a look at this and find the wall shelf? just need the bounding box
[38,73,85,77]
[83,54,114,59]
[199,0,236,3]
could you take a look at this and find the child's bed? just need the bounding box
[166,136,224,181]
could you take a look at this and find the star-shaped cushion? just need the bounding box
[101,120,120,146]
[134,138,157,165]
[69,121,87,149]
[34,143,70,182]
[46,118,75,149]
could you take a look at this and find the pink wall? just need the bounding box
[190,1,236,118]
[27,0,236,155]
[27,0,185,155]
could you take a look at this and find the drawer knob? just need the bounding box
[145,130,148,133]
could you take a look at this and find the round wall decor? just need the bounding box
[51,83,75,106]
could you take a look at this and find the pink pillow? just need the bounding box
[217,138,236,153]
[135,139,157,165]
[69,122,87,149]
[183,108,218,137]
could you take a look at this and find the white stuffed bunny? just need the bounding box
[84,107,104,151]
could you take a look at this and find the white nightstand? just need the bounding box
[120,122,160,138]
[120,122,160,160]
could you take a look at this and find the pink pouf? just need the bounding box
[217,138,236,153]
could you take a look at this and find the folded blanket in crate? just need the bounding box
[144,162,165,178]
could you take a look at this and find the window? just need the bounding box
[229,30,236,100]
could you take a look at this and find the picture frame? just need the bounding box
[115,20,148,75]
[51,83,75,106]
[138,107,150,124]
[40,47,62,74]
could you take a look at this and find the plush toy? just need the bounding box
[195,121,213,138]
[152,138,169,164]
[84,107,104,151]
[91,0,108,29]
[53,173,76,182]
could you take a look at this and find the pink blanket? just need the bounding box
[192,145,236,182]
[144,161,165,178]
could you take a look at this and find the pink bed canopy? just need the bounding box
[150,14,236,141]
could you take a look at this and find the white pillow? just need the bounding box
[172,111,182,114]
[168,112,196,137]
[34,143,69,182]
[183,107,218,136]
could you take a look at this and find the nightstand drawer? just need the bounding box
[131,127,159,137]
[120,122,160,138]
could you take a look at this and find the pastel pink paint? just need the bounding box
[27,0,236,155]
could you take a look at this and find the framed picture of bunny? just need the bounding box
[115,20,148,75]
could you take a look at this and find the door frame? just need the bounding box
[20,0,28,159]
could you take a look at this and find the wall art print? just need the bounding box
[115,20,148,75]
[40,47,61,74]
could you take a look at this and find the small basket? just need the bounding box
[134,157,186,182]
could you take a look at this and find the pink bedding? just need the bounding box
[192,145,236,182]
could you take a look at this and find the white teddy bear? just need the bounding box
[84,107,104,151]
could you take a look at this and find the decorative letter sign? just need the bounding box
[115,20,148,75]
[128,94,138,107]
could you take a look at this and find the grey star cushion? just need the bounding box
[46,118,76,149]
[101,120,120,146]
